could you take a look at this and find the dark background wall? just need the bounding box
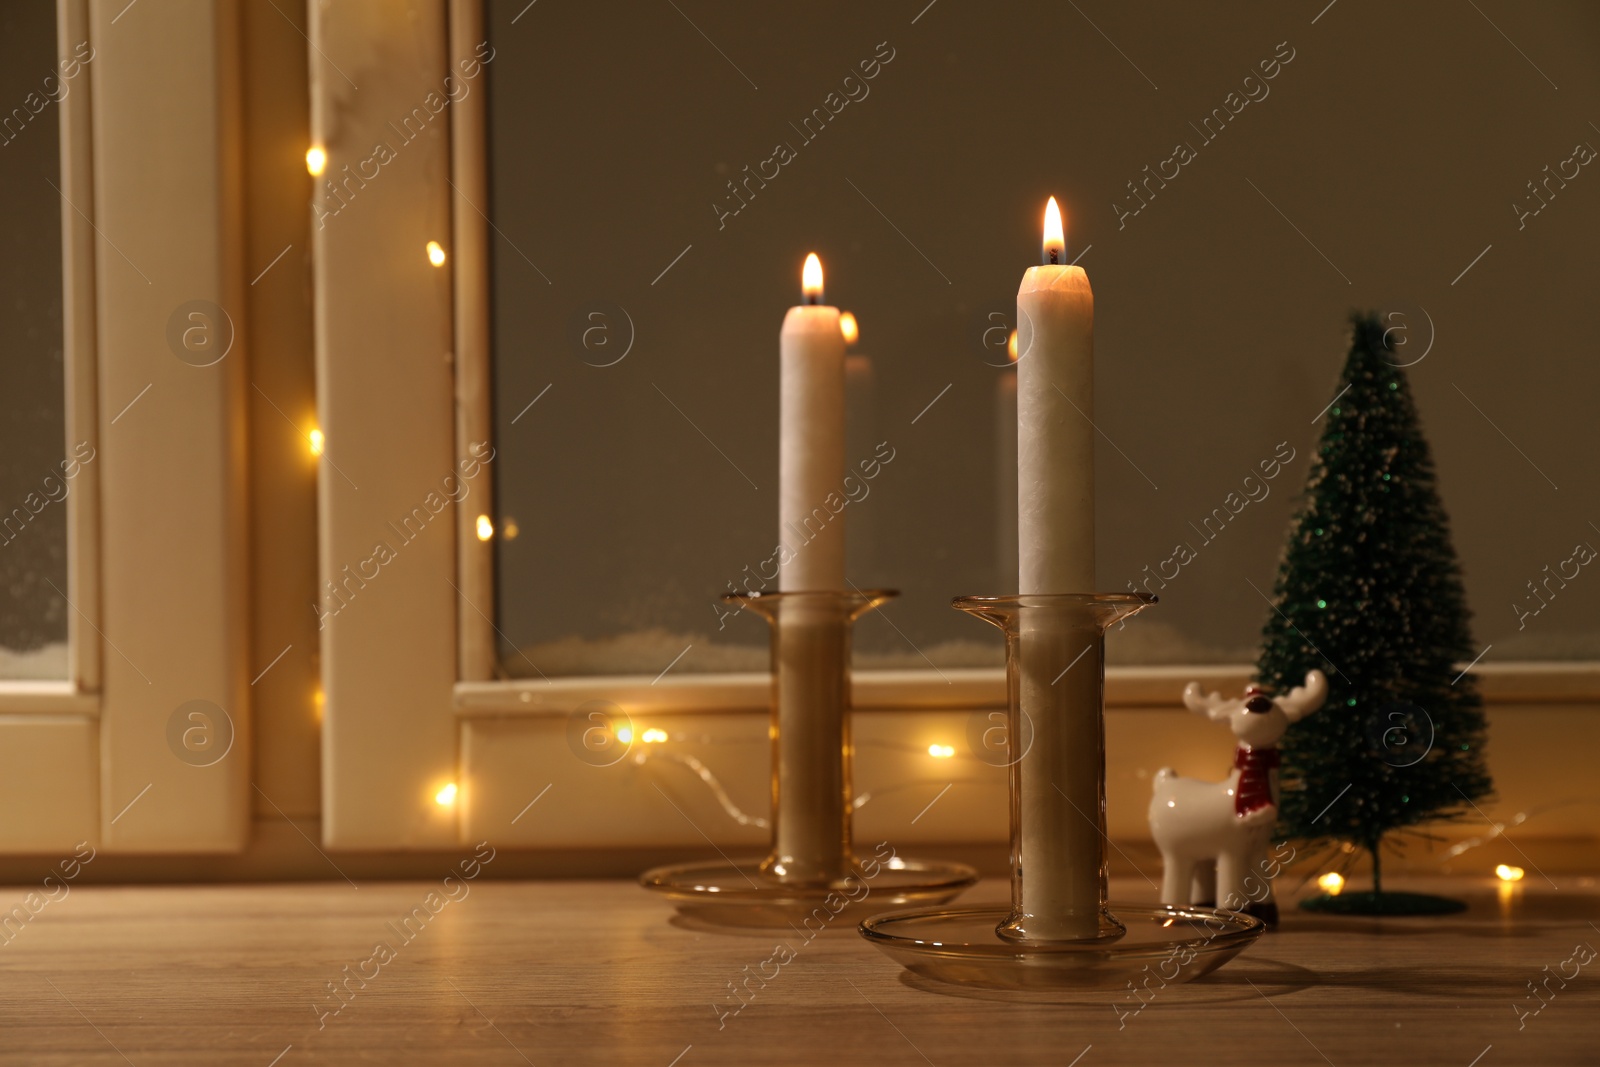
[489,0,1596,673]
[0,0,66,674]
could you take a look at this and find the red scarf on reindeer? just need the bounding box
[1233,744,1279,817]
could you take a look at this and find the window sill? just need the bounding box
[0,680,98,715]
[454,661,1600,716]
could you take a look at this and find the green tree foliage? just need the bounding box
[1260,313,1492,892]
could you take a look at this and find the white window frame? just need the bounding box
[0,0,254,854]
[312,0,1600,851]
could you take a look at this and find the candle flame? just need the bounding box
[1007,329,1019,363]
[1495,864,1525,882]
[839,311,859,345]
[305,145,327,177]
[1042,196,1065,265]
[1317,872,1345,895]
[801,252,824,303]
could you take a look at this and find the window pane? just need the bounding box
[0,1,67,679]
[485,1,1600,676]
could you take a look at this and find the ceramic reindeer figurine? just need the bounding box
[1148,670,1326,927]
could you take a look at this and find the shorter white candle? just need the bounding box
[779,253,846,591]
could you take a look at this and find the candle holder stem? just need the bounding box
[996,599,1130,941]
[762,592,872,884]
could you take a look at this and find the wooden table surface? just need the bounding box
[0,873,1595,1065]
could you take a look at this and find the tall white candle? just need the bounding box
[779,253,846,591]
[1008,197,1101,942]
[1016,197,1094,593]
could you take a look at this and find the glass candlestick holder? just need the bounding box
[641,589,977,927]
[858,594,1265,990]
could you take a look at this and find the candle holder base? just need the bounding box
[858,593,1263,990]
[640,588,976,928]
[859,902,1263,991]
[641,856,978,929]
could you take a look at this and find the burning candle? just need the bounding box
[779,253,846,591]
[1016,196,1093,593]
[1006,197,1102,941]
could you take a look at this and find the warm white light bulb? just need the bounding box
[1317,872,1345,895]
[427,240,447,267]
[434,782,458,806]
[1495,864,1525,882]
[306,145,327,176]
[308,428,325,456]
[475,514,494,541]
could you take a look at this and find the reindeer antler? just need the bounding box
[1279,670,1327,722]
[1182,682,1235,723]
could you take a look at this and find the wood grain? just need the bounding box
[0,874,1593,1065]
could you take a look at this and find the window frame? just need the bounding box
[0,0,254,853]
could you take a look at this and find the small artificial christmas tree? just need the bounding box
[1259,312,1492,915]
